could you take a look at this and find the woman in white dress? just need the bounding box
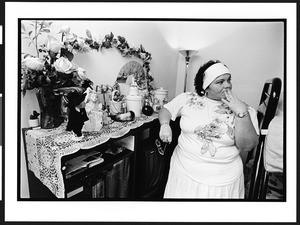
[159,60,259,199]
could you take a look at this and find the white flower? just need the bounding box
[77,67,86,78]
[53,57,74,74]
[58,25,70,34]
[140,53,146,59]
[22,57,44,71]
[65,33,76,42]
[76,37,85,48]
[131,45,137,51]
[46,35,62,53]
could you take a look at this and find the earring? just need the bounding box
[200,90,205,95]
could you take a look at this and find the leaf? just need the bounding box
[60,48,74,61]
[28,30,33,36]
[21,23,26,32]
[23,54,31,58]
[41,28,50,33]
[22,88,27,97]
[86,29,92,39]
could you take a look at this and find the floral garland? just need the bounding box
[67,30,155,93]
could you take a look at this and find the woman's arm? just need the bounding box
[234,113,259,151]
[222,90,259,151]
[158,107,173,143]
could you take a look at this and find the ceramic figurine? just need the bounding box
[66,91,89,140]
[83,90,104,131]
[85,88,102,114]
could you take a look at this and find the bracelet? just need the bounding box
[160,121,170,126]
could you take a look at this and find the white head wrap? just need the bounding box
[202,63,231,90]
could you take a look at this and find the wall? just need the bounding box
[20,20,284,198]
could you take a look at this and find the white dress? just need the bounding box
[163,92,259,199]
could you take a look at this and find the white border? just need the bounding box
[5,2,297,222]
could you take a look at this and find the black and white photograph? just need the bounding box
[3,1,297,223]
[19,19,285,200]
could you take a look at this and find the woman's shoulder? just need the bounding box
[176,91,200,98]
[172,91,202,102]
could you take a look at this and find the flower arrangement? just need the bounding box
[21,20,93,96]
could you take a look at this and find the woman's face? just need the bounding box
[205,74,232,101]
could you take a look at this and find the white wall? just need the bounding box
[20,20,284,198]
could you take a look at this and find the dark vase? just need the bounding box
[35,87,64,129]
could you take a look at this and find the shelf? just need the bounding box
[62,148,133,183]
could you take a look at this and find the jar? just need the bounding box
[154,87,168,105]
[126,95,142,117]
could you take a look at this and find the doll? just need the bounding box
[66,91,89,139]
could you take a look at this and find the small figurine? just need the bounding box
[85,88,102,114]
[66,91,89,140]
[83,88,104,132]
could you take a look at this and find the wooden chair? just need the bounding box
[246,77,282,200]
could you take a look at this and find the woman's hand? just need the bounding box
[159,124,172,143]
[221,89,247,114]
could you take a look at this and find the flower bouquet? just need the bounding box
[21,20,93,129]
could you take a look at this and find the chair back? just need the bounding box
[246,77,282,200]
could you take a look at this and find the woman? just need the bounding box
[159,60,259,198]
